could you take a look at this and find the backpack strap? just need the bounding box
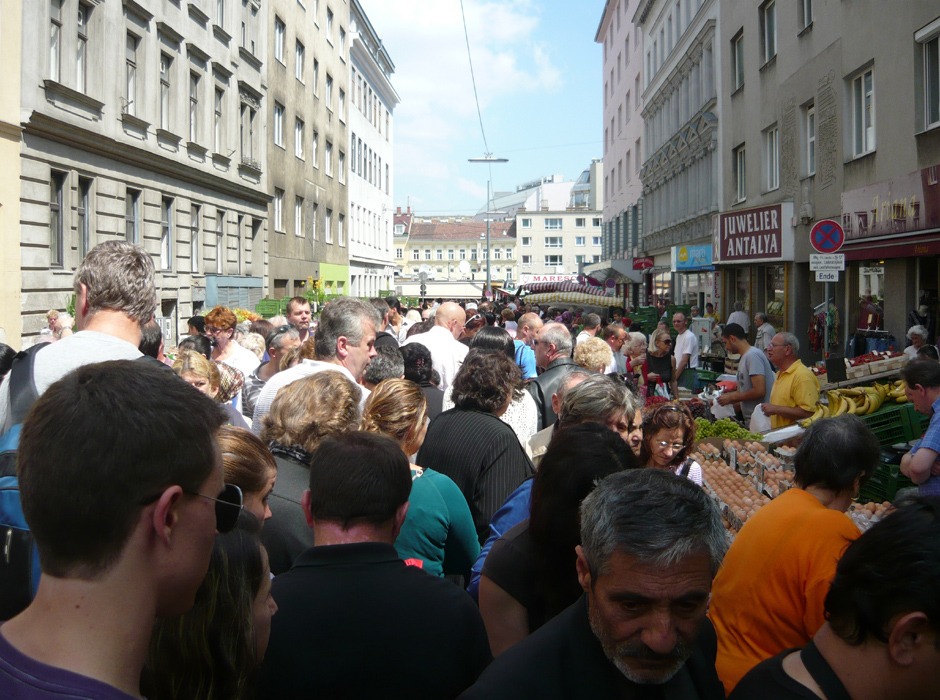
[8,345,45,427]
[678,458,693,478]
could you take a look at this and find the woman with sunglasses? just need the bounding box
[646,328,679,400]
[638,402,702,485]
[218,426,278,525]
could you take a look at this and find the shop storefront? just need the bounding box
[714,203,796,337]
[671,244,715,310]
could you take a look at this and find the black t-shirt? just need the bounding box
[729,643,851,700]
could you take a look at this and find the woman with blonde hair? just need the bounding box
[573,337,614,374]
[361,379,480,579]
[259,371,361,574]
[218,426,278,525]
[173,350,249,429]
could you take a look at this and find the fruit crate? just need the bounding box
[908,410,930,440]
[861,404,918,446]
[858,462,917,503]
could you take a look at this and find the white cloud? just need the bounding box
[362,0,563,210]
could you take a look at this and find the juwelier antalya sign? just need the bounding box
[715,202,795,263]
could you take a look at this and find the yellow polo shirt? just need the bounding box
[768,359,820,429]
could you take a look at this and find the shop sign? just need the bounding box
[860,266,883,275]
[633,257,655,270]
[519,274,578,285]
[671,244,713,271]
[716,203,794,263]
[841,165,940,241]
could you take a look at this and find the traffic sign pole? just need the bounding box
[809,220,845,359]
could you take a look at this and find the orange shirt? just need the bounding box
[708,488,860,696]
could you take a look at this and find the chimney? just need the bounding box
[407,206,411,214]
[396,206,402,215]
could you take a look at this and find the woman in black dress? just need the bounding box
[646,328,678,399]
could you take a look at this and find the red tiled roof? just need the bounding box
[409,221,516,242]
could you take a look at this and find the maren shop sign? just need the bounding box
[715,203,795,263]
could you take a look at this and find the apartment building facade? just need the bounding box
[595,0,646,307]
[1,0,23,346]
[266,0,349,299]
[396,218,517,285]
[634,0,721,312]
[348,0,398,298]
[18,0,269,347]
[718,0,940,353]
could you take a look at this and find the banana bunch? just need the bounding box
[800,381,904,428]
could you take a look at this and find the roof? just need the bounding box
[409,221,516,243]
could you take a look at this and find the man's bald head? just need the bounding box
[517,312,544,347]
[434,302,467,339]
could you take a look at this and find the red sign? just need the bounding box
[810,219,845,253]
[717,205,783,261]
[633,257,655,270]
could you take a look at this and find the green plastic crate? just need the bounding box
[858,462,918,504]
[862,404,918,447]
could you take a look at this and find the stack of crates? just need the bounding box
[856,404,923,503]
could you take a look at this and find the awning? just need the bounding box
[842,228,940,261]
[525,292,622,307]
[583,260,645,284]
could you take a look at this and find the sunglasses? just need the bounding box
[464,314,484,328]
[141,483,243,533]
[205,325,232,335]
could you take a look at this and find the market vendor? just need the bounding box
[900,358,940,495]
[716,323,775,424]
[904,324,929,359]
[761,333,820,429]
[673,312,699,391]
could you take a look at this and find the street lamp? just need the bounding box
[468,154,508,297]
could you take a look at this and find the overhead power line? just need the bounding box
[459,0,491,156]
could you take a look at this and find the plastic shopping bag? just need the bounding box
[749,404,772,433]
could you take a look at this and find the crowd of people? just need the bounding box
[1,241,939,700]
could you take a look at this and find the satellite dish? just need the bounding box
[458,260,471,274]
[419,264,431,274]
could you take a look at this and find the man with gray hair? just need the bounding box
[576,313,602,344]
[728,300,750,334]
[753,311,775,351]
[240,324,302,418]
[525,369,593,464]
[459,469,727,699]
[251,297,378,432]
[762,331,820,430]
[361,345,404,391]
[0,240,157,432]
[528,322,578,430]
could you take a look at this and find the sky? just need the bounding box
[362,0,605,217]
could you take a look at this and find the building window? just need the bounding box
[436,249,443,261]
[339,27,346,55]
[522,254,532,265]
[425,249,432,260]
[575,236,586,246]
[325,208,333,244]
[325,74,333,110]
[592,236,602,246]
[732,32,744,90]
[396,247,403,259]
[125,188,139,243]
[214,88,224,153]
[521,218,531,228]
[338,214,345,246]
[521,236,532,246]
[801,0,813,29]
[49,172,65,266]
[295,197,303,237]
[593,217,602,226]
[760,2,776,64]
[160,198,173,271]
[339,89,346,119]
[545,255,563,266]
[312,59,319,96]
[545,236,563,248]
[295,119,304,159]
[312,130,318,168]
[295,41,304,82]
[471,249,477,260]
[385,164,389,194]
[327,8,333,41]
[77,177,92,259]
[494,249,502,260]
[576,255,585,265]
[734,145,746,202]
[412,249,420,261]
[240,103,256,163]
[125,34,138,116]
[447,249,455,261]
[851,68,875,156]
[190,204,200,273]
[273,103,284,147]
[77,2,89,92]
[159,55,172,130]
[274,188,284,231]
[339,151,345,183]
[216,209,224,273]
[544,218,562,230]
[274,17,285,64]
[765,126,779,191]
[217,0,225,27]
[922,34,939,130]
[576,218,586,228]
[325,140,333,176]
[189,73,200,142]
[806,105,816,175]
[48,1,65,83]
[506,248,513,259]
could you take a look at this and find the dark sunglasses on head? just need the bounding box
[140,483,243,533]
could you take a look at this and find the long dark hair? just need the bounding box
[143,517,268,700]
[526,423,638,629]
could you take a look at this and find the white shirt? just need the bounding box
[442,384,538,446]
[402,326,469,393]
[674,329,699,369]
[217,343,262,414]
[728,311,750,334]
[250,359,369,434]
[576,331,592,344]
[676,460,703,486]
